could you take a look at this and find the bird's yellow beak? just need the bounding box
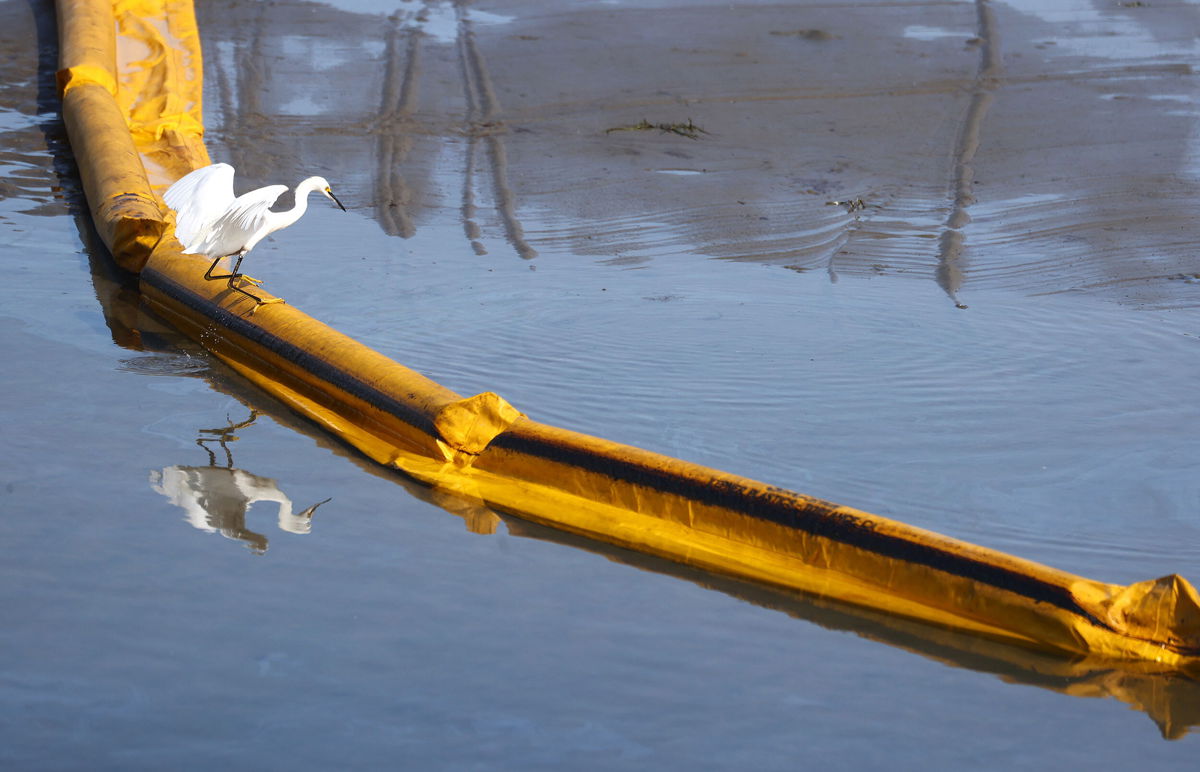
[325,188,347,212]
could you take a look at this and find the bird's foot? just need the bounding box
[237,274,264,287]
[247,297,286,316]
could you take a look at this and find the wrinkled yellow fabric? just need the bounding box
[57,63,117,96]
[435,392,525,463]
[114,0,209,180]
[1106,575,1200,652]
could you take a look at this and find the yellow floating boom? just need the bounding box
[55,0,1200,672]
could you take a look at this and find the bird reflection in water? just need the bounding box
[149,411,330,553]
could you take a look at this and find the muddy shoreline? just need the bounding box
[196,0,1199,308]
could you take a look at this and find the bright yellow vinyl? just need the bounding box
[54,0,1200,674]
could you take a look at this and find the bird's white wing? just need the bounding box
[164,163,236,252]
[190,185,289,259]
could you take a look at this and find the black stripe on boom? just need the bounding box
[143,268,438,436]
[492,430,1113,631]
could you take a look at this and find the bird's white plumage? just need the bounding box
[164,162,237,250]
[190,184,288,258]
[163,162,343,259]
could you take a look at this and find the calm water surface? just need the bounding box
[2,0,1198,768]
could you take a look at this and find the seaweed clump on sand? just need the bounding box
[605,118,709,140]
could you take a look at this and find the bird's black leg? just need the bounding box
[204,253,259,285]
[225,254,265,287]
[225,258,284,310]
[204,253,281,310]
[203,255,234,281]
[204,254,255,298]
[225,257,262,300]
[227,254,246,284]
[226,278,270,304]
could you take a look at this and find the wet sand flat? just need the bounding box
[198,0,1199,308]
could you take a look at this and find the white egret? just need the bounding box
[163,162,346,307]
